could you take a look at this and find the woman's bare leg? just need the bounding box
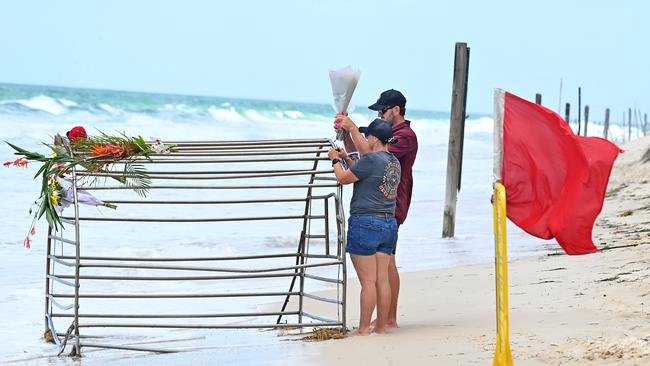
[387,255,400,328]
[374,252,392,334]
[371,255,399,329]
[350,254,377,336]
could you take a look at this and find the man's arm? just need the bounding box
[348,127,370,155]
[336,115,370,155]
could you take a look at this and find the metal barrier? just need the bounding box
[44,138,346,355]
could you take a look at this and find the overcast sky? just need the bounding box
[1,0,648,116]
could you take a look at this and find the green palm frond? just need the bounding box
[6,131,164,242]
[119,161,151,197]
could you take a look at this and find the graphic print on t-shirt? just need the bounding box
[379,161,400,199]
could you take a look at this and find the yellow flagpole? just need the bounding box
[493,181,513,366]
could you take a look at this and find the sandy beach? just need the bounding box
[297,135,650,365]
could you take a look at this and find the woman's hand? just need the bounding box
[336,148,348,160]
[327,148,340,160]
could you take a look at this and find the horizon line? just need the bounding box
[0,81,476,116]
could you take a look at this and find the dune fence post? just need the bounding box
[442,42,470,238]
[633,108,641,139]
[584,105,589,136]
[628,108,632,141]
[622,112,626,142]
[604,108,610,139]
[577,87,582,136]
[564,103,570,126]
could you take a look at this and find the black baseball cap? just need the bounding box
[368,89,407,111]
[358,119,394,143]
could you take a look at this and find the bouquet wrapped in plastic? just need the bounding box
[329,66,361,147]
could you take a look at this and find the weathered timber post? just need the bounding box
[577,87,582,135]
[604,108,610,139]
[628,108,632,141]
[621,111,625,142]
[564,103,570,126]
[442,42,470,238]
[584,105,589,136]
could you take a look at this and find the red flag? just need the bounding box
[493,90,622,255]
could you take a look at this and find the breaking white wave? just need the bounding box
[3,95,69,115]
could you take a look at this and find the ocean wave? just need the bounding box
[243,109,275,123]
[3,85,634,151]
[161,103,199,114]
[207,106,247,123]
[0,95,69,115]
[283,110,303,119]
[58,98,78,108]
[96,103,124,115]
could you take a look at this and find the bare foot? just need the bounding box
[374,326,388,334]
[371,319,398,329]
[351,326,372,336]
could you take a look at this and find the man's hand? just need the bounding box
[334,114,358,132]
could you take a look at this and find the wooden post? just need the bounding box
[623,112,626,142]
[604,108,610,139]
[584,105,589,136]
[636,109,643,138]
[442,42,470,238]
[564,103,570,126]
[633,109,638,139]
[577,87,582,135]
[558,78,563,114]
[628,108,632,141]
[535,93,542,105]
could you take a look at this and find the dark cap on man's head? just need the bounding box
[368,89,407,111]
[358,118,394,143]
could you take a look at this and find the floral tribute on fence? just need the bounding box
[4,126,175,248]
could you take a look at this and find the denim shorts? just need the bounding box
[346,214,398,256]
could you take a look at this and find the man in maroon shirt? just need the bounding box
[335,89,418,328]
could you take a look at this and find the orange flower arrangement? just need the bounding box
[5,126,175,248]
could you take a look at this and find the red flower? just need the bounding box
[67,126,87,142]
[3,158,28,168]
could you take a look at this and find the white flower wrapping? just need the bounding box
[54,177,108,214]
[329,66,361,144]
